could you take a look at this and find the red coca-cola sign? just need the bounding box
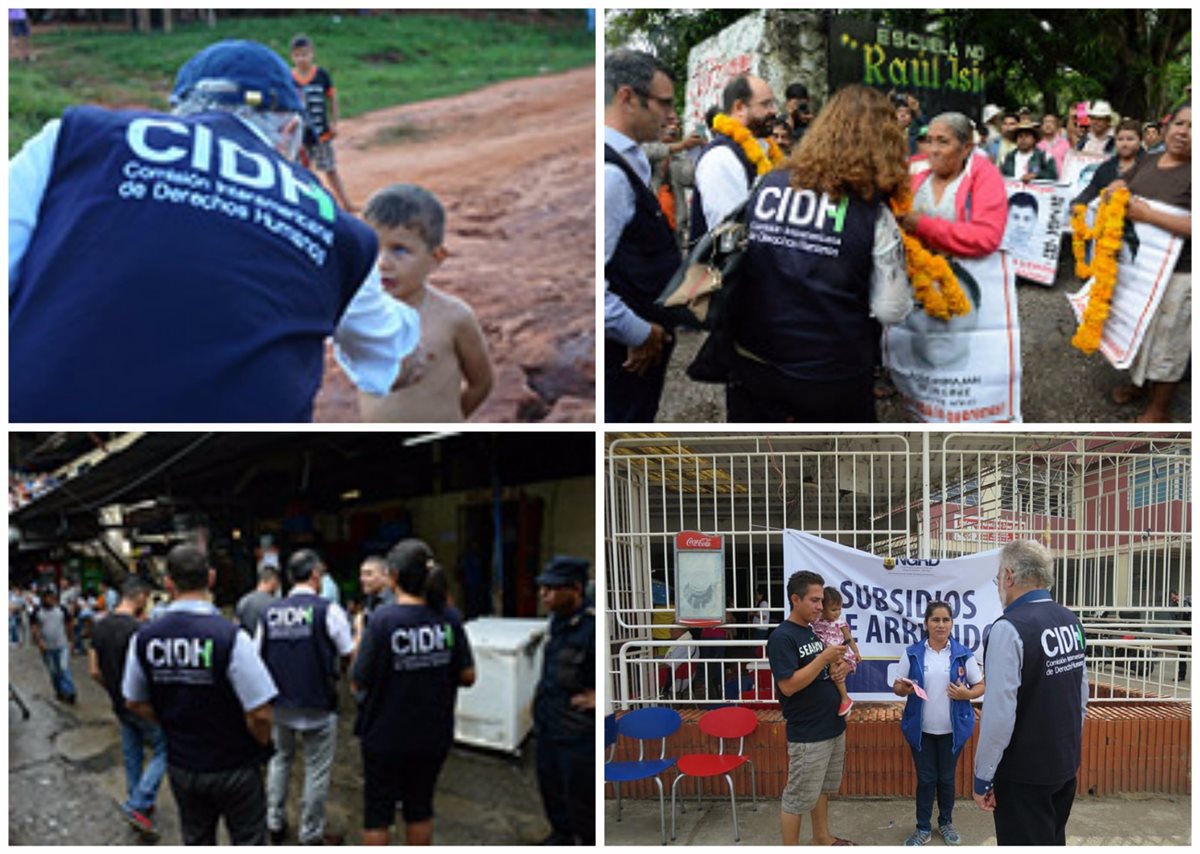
[675,530,722,551]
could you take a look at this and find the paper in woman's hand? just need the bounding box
[897,677,929,700]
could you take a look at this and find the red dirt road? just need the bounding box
[312,66,596,422]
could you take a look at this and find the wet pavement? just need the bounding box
[9,638,551,845]
[604,788,1191,846]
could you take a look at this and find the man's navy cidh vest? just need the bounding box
[984,594,1086,785]
[899,637,978,755]
[688,133,758,246]
[260,591,338,712]
[135,610,269,772]
[603,144,679,331]
[733,169,879,380]
[10,106,378,422]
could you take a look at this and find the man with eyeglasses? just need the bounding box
[690,73,779,243]
[603,48,680,422]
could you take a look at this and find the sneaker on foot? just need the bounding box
[269,823,288,846]
[938,823,961,845]
[904,829,931,846]
[123,807,160,842]
[838,698,854,716]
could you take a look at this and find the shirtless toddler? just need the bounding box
[358,184,493,421]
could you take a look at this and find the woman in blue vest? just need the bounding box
[893,601,985,846]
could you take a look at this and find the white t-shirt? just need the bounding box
[1012,150,1034,179]
[895,641,984,735]
[665,643,696,692]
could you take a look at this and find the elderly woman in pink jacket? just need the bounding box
[885,111,1020,422]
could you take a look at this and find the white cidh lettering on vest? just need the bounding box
[391,623,449,655]
[1040,623,1082,657]
[267,606,314,627]
[755,186,849,234]
[146,636,214,668]
[125,117,335,221]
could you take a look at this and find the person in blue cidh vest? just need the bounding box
[533,556,595,846]
[893,601,986,846]
[122,544,278,845]
[604,48,680,423]
[351,539,475,846]
[9,39,423,422]
[257,549,354,845]
[973,540,1088,845]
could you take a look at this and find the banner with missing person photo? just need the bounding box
[782,530,1003,700]
[882,252,1022,422]
[1058,150,1110,232]
[1066,198,1186,370]
[1001,179,1068,284]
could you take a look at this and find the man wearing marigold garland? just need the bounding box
[690,74,780,244]
[603,48,681,422]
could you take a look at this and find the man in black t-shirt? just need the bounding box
[768,570,854,846]
[88,577,166,840]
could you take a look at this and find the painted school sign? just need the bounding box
[829,15,987,119]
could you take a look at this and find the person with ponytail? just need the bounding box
[351,539,475,845]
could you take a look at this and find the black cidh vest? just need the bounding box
[135,610,270,772]
[604,144,680,331]
[984,596,1085,785]
[732,169,880,380]
[260,592,339,712]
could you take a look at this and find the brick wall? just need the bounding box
[607,703,1190,799]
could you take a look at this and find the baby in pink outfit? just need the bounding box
[811,585,861,716]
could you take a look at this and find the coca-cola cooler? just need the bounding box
[454,617,548,754]
[675,530,725,628]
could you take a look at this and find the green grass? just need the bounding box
[9,10,594,154]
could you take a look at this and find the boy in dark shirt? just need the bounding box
[88,577,166,840]
[290,34,356,211]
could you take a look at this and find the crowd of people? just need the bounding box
[8,469,63,511]
[604,47,1191,424]
[9,38,493,423]
[12,544,595,846]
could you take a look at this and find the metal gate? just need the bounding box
[605,432,1191,709]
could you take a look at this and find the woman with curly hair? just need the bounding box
[726,83,912,422]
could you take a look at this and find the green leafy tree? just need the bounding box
[606,9,1189,120]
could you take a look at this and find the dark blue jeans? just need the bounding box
[120,715,168,813]
[42,647,76,698]
[910,732,959,832]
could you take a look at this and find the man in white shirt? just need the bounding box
[690,74,779,242]
[1078,100,1116,155]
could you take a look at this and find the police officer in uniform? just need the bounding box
[9,39,420,421]
[533,556,595,845]
[974,540,1088,845]
[603,48,680,423]
[122,544,277,845]
[258,549,354,845]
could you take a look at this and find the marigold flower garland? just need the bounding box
[888,192,972,320]
[1070,188,1129,354]
[712,113,785,175]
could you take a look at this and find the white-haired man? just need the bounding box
[9,39,421,421]
[973,540,1088,845]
